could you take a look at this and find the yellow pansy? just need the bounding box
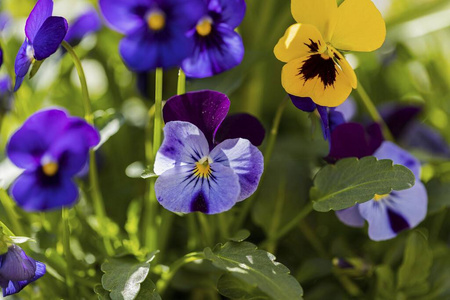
[274,0,386,107]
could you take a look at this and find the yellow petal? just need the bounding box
[291,0,338,41]
[330,0,386,52]
[281,56,319,97]
[274,23,326,63]
[313,67,353,107]
[331,48,358,88]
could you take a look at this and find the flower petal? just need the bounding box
[2,259,45,297]
[373,141,421,180]
[214,113,265,147]
[14,40,33,92]
[274,23,326,63]
[335,205,365,227]
[33,16,68,61]
[163,91,230,148]
[289,95,317,112]
[210,138,263,201]
[155,164,240,214]
[182,24,244,78]
[291,0,338,41]
[154,121,210,175]
[65,9,102,46]
[330,0,386,52]
[10,171,78,211]
[332,49,357,89]
[380,104,422,139]
[357,200,394,241]
[99,0,146,34]
[209,0,246,28]
[0,245,36,282]
[25,0,53,43]
[402,123,450,157]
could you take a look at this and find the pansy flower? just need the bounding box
[181,0,246,78]
[99,0,206,72]
[274,0,386,107]
[64,9,102,47]
[14,0,68,91]
[153,90,265,214]
[0,245,46,296]
[7,109,99,211]
[330,123,427,241]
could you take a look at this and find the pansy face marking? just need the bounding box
[193,156,213,178]
[147,9,165,31]
[196,16,213,36]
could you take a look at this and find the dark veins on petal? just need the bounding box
[387,208,409,233]
[191,192,209,213]
[305,38,321,53]
[299,54,337,87]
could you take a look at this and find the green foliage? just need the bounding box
[310,157,416,212]
[426,178,450,214]
[204,241,303,300]
[217,274,269,300]
[29,60,44,79]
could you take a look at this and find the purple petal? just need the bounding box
[380,104,422,139]
[14,40,33,92]
[2,259,45,297]
[0,12,11,31]
[0,46,3,69]
[10,170,78,211]
[317,106,330,140]
[33,16,68,61]
[182,24,244,78]
[214,113,265,146]
[208,0,246,28]
[0,245,36,282]
[289,95,316,112]
[154,121,210,175]
[65,9,102,46]
[357,200,394,241]
[163,91,230,148]
[99,0,146,34]
[210,138,263,201]
[335,97,356,122]
[328,109,345,133]
[154,163,240,214]
[373,141,421,180]
[335,205,365,227]
[402,123,450,157]
[25,0,53,43]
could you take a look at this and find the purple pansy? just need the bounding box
[7,109,99,211]
[99,0,206,72]
[0,245,46,296]
[0,76,13,114]
[331,124,427,241]
[181,0,246,78]
[14,0,68,92]
[153,90,265,214]
[64,9,102,47]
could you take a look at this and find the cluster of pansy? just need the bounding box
[99,0,246,78]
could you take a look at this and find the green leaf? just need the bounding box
[426,178,450,214]
[397,230,433,295]
[101,254,160,300]
[29,59,44,79]
[375,265,396,300]
[310,157,415,212]
[141,168,158,179]
[217,274,269,300]
[94,110,124,150]
[94,284,112,300]
[204,241,303,300]
[228,230,251,242]
[135,277,161,300]
[10,236,35,244]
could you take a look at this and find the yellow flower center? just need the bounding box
[147,10,166,31]
[196,17,213,36]
[193,157,212,178]
[373,194,389,201]
[42,162,59,176]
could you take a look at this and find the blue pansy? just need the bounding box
[332,123,427,241]
[99,0,206,72]
[181,0,246,78]
[0,245,46,296]
[7,109,99,211]
[154,90,265,214]
[64,9,102,47]
[14,0,68,91]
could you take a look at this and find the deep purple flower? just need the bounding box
[0,76,13,114]
[99,0,206,72]
[7,109,99,211]
[331,123,427,241]
[0,46,3,70]
[181,0,246,78]
[153,90,265,214]
[14,0,68,91]
[0,245,46,296]
[64,9,102,47]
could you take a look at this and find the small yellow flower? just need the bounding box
[274,0,386,107]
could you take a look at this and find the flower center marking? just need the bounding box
[373,194,389,201]
[42,162,59,176]
[194,156,212,178]
[196,17,213,36]
[147,10,166,31]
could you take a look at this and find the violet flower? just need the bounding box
[0,245,46,296]
[330,123,427,241]
[99,0,206,72]
[64,9,102,47]
[7,109,99,211]
[181,0,246,78]
[14,0,68,91]
[154,90,265,214]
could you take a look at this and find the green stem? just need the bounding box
[197,214,213,246]
[355,83,394,142]
[0,189,25,236]
[157,252,204,295]
[233,96,289,232]
[177,69,186,95]
[152,68,164,157]
[62,208,75,299]
[266,177,287,254]
[61,41,113,256]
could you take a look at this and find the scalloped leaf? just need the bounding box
[310,157,415,212]
[204,241,303,300]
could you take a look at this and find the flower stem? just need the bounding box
[61,41,113,256]
[152,68,164,157]
[177,69,186,95]
[355,83,394,141]
[233,96,289,232]
[62,208,75,299]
